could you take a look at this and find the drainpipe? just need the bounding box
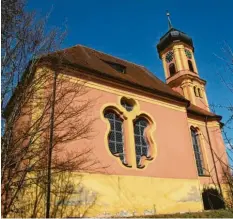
[46,69,57,218]
[205,116,224,200]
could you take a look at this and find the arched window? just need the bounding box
[134,118,150,168]
[190,127,205,176]
[188,60,194,72]
[198,88,202,98]
[103,99,156,169]
[194,86,198,97]
[104,111,126,164]
[169,63,176,77]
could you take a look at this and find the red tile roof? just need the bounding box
[187,104,222,120]
[46,45,188,102]
[43,45,221,120]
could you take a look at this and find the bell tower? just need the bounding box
[157,13,209,111]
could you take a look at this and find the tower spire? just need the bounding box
[166,11,173,30]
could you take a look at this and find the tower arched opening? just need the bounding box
[169,63,176,76]
[188,60,194,72]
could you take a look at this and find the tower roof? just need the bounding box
[157,21,194,54]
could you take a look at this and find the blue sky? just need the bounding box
[28,0,233,146]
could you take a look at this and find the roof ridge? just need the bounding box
[47,44,146,69]
[80,45,145,68]
[51,44,82,54]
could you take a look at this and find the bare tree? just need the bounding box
[11,163,98,218]
[1,1,102,217]
[208,43,233,209]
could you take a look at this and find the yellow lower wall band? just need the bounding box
[66,173,204,217]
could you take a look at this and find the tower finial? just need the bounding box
[166,11,173,30]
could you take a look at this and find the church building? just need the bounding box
[13,17,230,217]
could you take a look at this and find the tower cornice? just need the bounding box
[167,74,206,87]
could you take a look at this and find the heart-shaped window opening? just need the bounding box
[120,97,135,112]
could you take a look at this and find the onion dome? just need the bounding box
[157,12,194,55]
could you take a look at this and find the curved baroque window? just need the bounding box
[191,127,205,176]
[104,111,126,164]
[103,98,155,169]
[134,118,150,168]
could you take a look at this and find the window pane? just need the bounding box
[139,119,147,127]
[136,156,141,167]
[134,118,149,168]
[191,129,204,175]
[134,125,140,135]
[116,132,123,142]
[134,135,141,145]
[141,137,147,146]
[109,131,115,141]
[109,142,116,154]
[115,121,122,131]
[142,147,147,156]
[135,146,141,154]
[116,143,123,153]
[104,112,114,120]
[110,120,114,130]
[105,111,126,165]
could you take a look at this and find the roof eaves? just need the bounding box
[187,108,222,121]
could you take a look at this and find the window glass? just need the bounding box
[104,111,125,164]
[121,99,133,112]
[134,118,149,168]
[191,128,204,175]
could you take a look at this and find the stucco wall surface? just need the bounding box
[64,77,198,179]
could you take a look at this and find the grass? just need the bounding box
[135,209,233,218]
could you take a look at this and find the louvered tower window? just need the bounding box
[188,60,194,72]
[194,86,198,97]
[169,63,176,76]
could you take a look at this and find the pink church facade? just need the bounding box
[55,53,229,215]
[9,23,230,217]
[38,23,230,214]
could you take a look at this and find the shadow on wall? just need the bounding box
[202,187,225,210]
